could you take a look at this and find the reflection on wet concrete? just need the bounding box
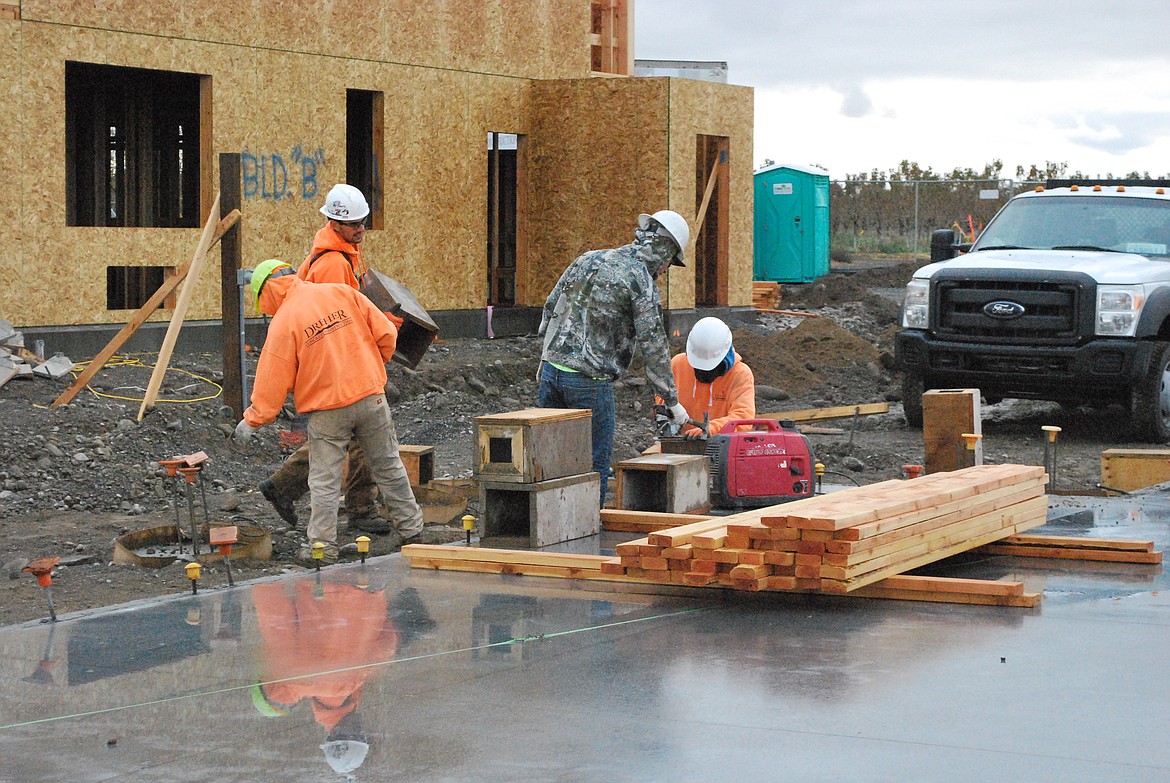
[0,491,1168,780]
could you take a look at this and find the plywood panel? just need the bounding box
[666,78,754,310]
[526,78,670,307]
[25,0,591,81]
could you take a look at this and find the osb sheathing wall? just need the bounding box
[667,77,755,309]
[524,77,753,310]
[1,2,582,327]
[21,0,588,82]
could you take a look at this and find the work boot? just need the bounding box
[348,512,393,534]
[260,479,298,526]
[296,542,339,566]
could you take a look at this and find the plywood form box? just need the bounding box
[922,388,983,474]
[1100,449,1170,492]
[360,271,439,369]
[479,472,601,547]
[614,453,710,514]
[399,445,435,487]
[473,408,592,483]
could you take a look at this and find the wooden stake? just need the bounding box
[50,208,241,410]
[137,193,222,421]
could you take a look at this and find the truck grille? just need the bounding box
[934,277,1086,344]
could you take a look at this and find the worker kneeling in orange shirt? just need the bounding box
[659,317,755,439]
[232,259,423,564]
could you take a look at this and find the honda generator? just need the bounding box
[705,419,815,509]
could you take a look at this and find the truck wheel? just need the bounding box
[1130,342,1170,442]
[902,371,925,428]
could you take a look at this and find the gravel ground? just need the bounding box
[0,260,1138,626]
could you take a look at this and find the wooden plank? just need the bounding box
[1000,534,1154,552]
[402,544,607,570]
[823,482,1047,558]
[137,192,222,421]
[757,402,890,423]
[601,509,713,533]
[475,408,592,424]
[51,207,241,409]
[647,518,730,547]
[974,544,1162,564]
[819,497,1049,579]
[820,501,1048,593]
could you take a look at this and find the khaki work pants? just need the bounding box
[305,394,423,547]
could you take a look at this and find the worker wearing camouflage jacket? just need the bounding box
[538,210,691,504]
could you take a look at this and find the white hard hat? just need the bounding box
[638,210,690,266]
[686,317,733,371]
[321,740,370,775]
[320,184,370,222]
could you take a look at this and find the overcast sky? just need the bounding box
[634,0,1170,180]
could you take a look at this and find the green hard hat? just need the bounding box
[250,259,293,310]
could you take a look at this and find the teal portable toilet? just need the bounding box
[753,163,830,283]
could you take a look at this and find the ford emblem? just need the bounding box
[983,300,1025,319]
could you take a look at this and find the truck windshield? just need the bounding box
[972,195,1170,257]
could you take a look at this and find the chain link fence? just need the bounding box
[830,179,1045,257]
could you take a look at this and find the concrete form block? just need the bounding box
[479,471,600,547]
[474,408,592,483]
[0,320,14,342]
[360,271,439,369]
[614,453,711,514]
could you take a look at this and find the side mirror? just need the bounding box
[930,229,961,262]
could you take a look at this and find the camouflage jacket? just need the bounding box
[539,243,679,405]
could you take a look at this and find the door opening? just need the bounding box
[487,132,525,306]
[694,135,730,307]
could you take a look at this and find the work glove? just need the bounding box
[232,419,259,446]
[667,403,688,424]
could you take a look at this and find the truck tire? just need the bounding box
[1130,341,1170,442]
[901,371,925,428]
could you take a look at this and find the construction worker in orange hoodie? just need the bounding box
[260,184,401,536]
[232,259,423,564]
[660,317,755,438]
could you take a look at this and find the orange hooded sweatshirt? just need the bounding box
[297,224,404,328]
[243,274,398,427]
[253,581,397,733]
[670,351,756,436]
[298,225,367,289]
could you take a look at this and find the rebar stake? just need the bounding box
[1042,425,1062,490]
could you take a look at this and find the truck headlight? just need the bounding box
[901,279,930,328]
[1096,285,1145,337]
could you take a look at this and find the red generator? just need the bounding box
[705,419,815,509]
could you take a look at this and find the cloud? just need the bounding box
[838,85,874,118]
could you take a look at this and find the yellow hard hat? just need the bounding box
[250,259,293,310]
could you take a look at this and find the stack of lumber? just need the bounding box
[752,281,781,310]
[603,464,1048,593]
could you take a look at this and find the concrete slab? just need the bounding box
[1,493,1168,781]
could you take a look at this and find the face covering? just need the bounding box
[635,228,681,279]
[694,346,735,384]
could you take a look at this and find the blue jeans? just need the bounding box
[537,362,614,506]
